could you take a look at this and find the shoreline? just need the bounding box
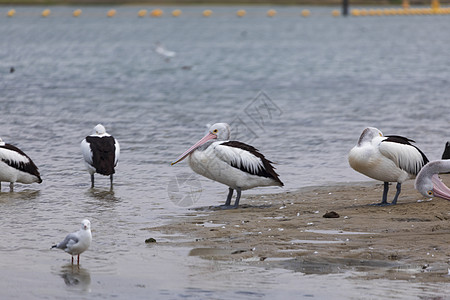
[151,177,450,283]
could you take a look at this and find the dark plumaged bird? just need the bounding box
[348,127,429,205]
[51,219,92,265]
[0,137,42,191]
[441,141,450,159]
[171,123,283,209]
[81,124,120,188]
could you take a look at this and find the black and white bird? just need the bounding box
[348,127,429,205]
[81,124,120,188]
[0,137,42,191]
[171,123,283,209]
[51,219,92,265]
[415,160,450,201]
[441,141,450,159]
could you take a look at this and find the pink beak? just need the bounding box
[432,174,450,201]
[171,132,217,165]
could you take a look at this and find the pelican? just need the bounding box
[415,160,450,200]
[348,127,429,205]
[171,123,283,209]
[442,141,450,159]
[81,124,120,188]
[51,219,92,265]
[0,137,42,191]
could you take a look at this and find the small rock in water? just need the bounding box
[323,211,340,218]
[145,238,157,243]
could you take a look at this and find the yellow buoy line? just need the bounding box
[3,7,450,18]
[351,7,450,16]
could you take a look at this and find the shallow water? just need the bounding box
[1,5,450,299]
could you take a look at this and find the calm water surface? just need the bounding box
[0,6,449,299]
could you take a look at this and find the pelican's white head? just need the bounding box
[92,124,106,136]
[357,127,383,146]
[208,123,231,141]
[0,137,4,146]
[81,219,91,231]
[171,122,231,165]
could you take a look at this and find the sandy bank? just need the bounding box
[151,176,450,283]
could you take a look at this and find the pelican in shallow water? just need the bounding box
[348,127,429,205]
[81,124,120,188]
[171,123,283,209]
[0,137,42,191]
[415,160,450,200]
[51,219,92,265]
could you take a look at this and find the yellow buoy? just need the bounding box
[331,10,340,17]
[431,0,440,10]
[150,9,163,17]
[267,9,276,17]
[7,9,16,17]
[402,0,410,9]
[41,9,51,17]
[301,9,310,17]
[107,9,116,17]
[172,9,182,17]
[202,9,212,17]
[138,9,147,17]
[360,9,368,16]
[351,9,360,16]
[236,9,246,17]
[73,9,82,17]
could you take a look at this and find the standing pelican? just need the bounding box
[0,137,42,191]
[81,124,120,188]
[171,123,283,209]
[51,219,92,265]
[348,127,429,205]
[415,160,450,200]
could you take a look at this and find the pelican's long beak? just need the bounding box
[432,174,450,201]
[171,132,217,165]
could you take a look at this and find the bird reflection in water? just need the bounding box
[59,265,91,292]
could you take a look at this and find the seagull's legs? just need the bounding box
[110,174,113,187]
[77,254,80,265]
[90,174,94,188]
[71,256,74,265]
[391,183,401,205]
[9,182,14,192]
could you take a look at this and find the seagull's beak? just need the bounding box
[432,174,450,201]
[171,132,217,165]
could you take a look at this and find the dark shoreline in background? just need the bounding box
[0,1,446,7]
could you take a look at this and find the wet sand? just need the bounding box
[152,176,450,283]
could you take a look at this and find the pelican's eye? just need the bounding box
[427,190,434,196]
[212,129,218,134]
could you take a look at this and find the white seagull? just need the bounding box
[154,42,176,61]
[51,219,92,265]
[171,123,283,209]
[81,124,120,188]
[348,127,429,205]
[415,160,450,201]
[0,137,42,191]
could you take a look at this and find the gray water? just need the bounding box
[0,5,449,299]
